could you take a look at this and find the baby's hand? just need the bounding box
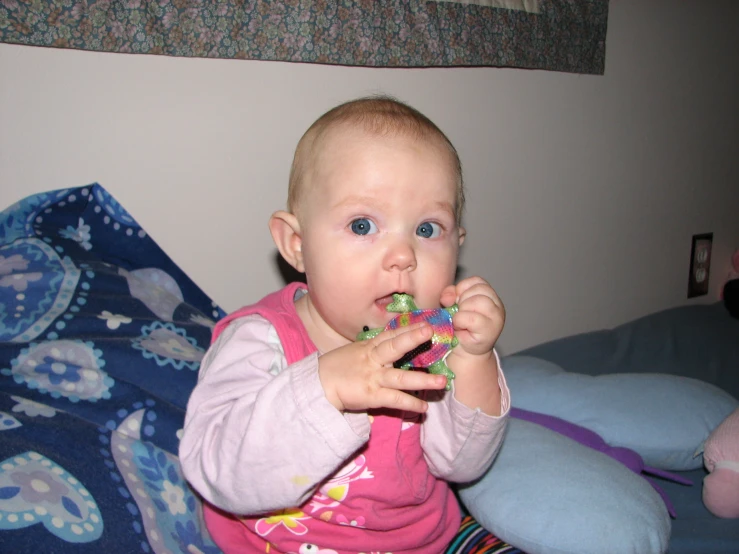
[318,322,448,414]
[441,276,505,360]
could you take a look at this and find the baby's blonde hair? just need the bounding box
[287,95,465,224]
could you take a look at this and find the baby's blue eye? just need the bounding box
[416,221,441,238]
[350,218,377,236]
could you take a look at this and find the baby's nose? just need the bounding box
[383,239,417,272]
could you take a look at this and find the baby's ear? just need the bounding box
[269,211,305,273]
[458,226,467,247]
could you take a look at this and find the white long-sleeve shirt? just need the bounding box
[180,313,510,516]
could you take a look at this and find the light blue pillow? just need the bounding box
[502,355,739,470]
[458,418,671,554]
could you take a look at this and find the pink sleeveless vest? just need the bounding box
[203,283,460,553]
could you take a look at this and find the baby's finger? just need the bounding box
[456,292,503,317]
[371,323,433,365]
[382,367,448,393]
[459,284,504,312]
[440,285,458,308]
[452,310,490,335]
[374,388,429,413]
[454,276,489,301]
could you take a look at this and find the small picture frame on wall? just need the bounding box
[687,233,713,298]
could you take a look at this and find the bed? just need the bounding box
[1,183,737,554]
[459,294,739,553]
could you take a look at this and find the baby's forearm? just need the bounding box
[422,362,509,483]
[447,350,503,416]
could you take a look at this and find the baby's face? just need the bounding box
[296,126,463,346]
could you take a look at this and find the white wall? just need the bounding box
[1,0,738,354]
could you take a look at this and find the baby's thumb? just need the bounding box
[440,285,458,307]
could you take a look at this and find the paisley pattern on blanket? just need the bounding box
[110,409,220,554]
[0,239,80,344]
[0,188,71,244]
[0,451,103,543]
[122,268,185,322]
[5,339,113,402]
[132,322,204,370]
[90,186,138,228]
[0,411,22,430]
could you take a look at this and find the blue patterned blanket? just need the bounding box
[0,184,224,552]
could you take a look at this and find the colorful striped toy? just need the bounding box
[357,293,458,390]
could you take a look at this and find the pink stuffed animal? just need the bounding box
[702,407,739,518]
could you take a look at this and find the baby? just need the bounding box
[180,96,510,554]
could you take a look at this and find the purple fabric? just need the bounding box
[511,407,693,517]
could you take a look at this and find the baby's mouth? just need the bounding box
[375,292,405,309]
[361,293,405,335]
